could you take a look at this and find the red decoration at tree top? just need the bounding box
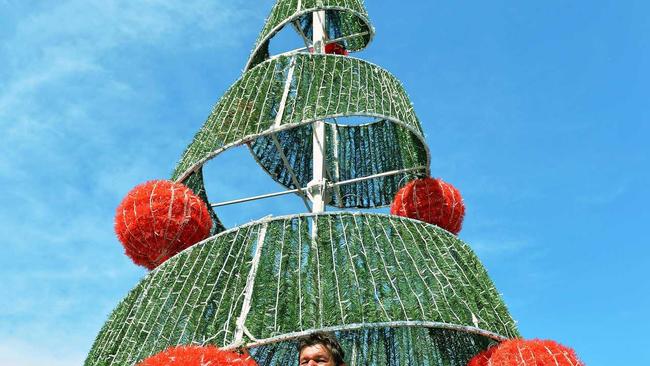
[137,346,258,366]
[325,42,349,55]
[309,42,349,56]
[390,177,465,234]
[466,339,583,366]
[115,180,213,270]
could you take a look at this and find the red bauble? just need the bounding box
[115,180,212,270]
[390,177,465,234]
[137,346,258,366]
[466,339,583,366]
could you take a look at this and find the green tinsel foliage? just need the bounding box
[85,213,518,366]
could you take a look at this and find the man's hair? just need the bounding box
[297,332,345,366]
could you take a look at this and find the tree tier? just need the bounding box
[172,54,429,223]
[85,213,518,366]
[247,0,374,70]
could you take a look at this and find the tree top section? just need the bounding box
[246,0,374,70]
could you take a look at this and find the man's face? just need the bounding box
[299,344,336,366]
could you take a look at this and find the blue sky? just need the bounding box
[1,0,648,365]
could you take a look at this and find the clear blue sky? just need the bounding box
[1,1,648,365]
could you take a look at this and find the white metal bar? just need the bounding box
[274,58,296,127]
[233,223,268,344]
[310,10,328,216]
[209,166,425,208]
[211,188,303,208]
[221,320,508,350]
[313,10,327,51]
[311,122,327,213]
[270,133,312,210]
[330,166,425,188]
[326,31,370,46]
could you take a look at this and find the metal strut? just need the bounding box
[210,167,425,208]
[309,9,329,216]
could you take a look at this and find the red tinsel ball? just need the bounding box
[115,180,212,270]
[467,339,583,366]
[137,346,258,366]
[390,177,465,234]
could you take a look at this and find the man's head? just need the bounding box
[297,332,346,366]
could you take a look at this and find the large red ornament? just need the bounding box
[115,180,213,270]
[137,346,258,366]
[390,177,465,234]
[466,339,583,366]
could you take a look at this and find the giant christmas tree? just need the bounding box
[86,1,582,365]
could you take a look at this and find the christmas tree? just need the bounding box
[86,1,582,365]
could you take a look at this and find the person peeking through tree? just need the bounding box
[297,332,347,366]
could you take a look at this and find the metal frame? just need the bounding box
[210,166,427,208]
[223,321,508,350]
